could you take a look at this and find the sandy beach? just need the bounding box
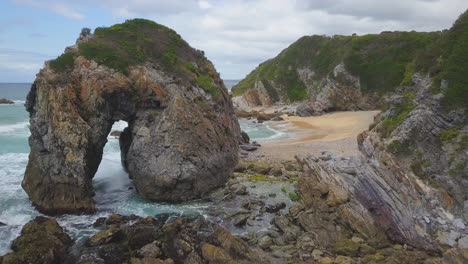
[257,110,380,161]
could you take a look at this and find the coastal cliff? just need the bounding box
[232,10,468,116]
[23,19,241,214]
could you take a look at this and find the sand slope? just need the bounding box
[258,111,379,161]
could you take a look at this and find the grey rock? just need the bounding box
[458,236,468,249]
[0,98,14,104]
[240,144,258,151]
[265,202,286,214]
[228,211,251,227]
[138,241,162,258]
[453,218,466,230]
[258,235,273,250]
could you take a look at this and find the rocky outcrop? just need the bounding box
[292,73,467,259]
[1,216,72,264]
[0,214,267,264]
[23,19,241,214]
[65,214,267,264]
[294,64,373,116]
[0,98,14,104]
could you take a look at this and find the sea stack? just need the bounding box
[22,19,241,214]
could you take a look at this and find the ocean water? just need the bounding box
[0,82,284,254]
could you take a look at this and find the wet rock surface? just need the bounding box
[23,22,241,214]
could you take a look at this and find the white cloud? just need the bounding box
[198,0,212,10]
[13,0,85,20]
[0,48,52,81]
[89,0,466,79]
[8,0,468,80]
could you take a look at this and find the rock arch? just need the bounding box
[23,24,240,215]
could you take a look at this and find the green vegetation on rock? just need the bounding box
[197,75,220,98]
[234,9,468,109]
[49,52,75,72]
[439,128,460,142]
[77,19,184,74]
[288,191,300,202]
[48,18,225,98]
[439,11,468,109]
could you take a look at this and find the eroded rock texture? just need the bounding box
[296,74,468,256]
[23,21,241,214]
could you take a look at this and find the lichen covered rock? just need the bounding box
[1,216,72,264]
[23,19,241,214]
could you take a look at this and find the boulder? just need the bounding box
[22,19,241,214]
[65,214,267,264]
[239,144,258,151]
[1,216,72,264]
[138,241,162,258]
[265,202,286,213]
[88,225,122,246]
[240,130,250,144]
[228,211,251,227]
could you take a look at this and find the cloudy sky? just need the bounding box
[0,0,467,82]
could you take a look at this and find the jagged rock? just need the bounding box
[334,255,354,264]
[298,152,446,253]
[201,243,235,263]
[436,230,461,247]
[258,236,273,250]
[240,144,258,151]
[228,211,251,227]
[64,214,267,264]
[335,239,360,257]
[240,130,250,144]
[319,257,334,264]
[1,216,72,264]
[0,98,14,104]
[458,236,468,249]
[326,186,349,207]
[22,19,241,214]
[312,249,324,259]
[265,202,286,213]
[88,225,122,246]
[271,116,284,121]
[273,215,302,242]
[138,241,162,258]
[453,218,466,230]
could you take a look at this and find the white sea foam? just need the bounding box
[0,121,29,135]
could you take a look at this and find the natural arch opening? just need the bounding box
[92,121,133,209]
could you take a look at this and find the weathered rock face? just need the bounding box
[233,63,375,115]
[1,216,72,264]
[296,74,468,256]
[23,20,241,214]
[295,64,374,116]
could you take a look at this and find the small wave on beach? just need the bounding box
[238,119,290,141]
